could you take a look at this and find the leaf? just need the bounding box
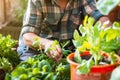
[77,57,94,74]
[110,52,116,64]
[76,60,89,74]
[86,57,94,69]
[106,29,117,41]
[112,21,120,30]
[100,30,106,39]
[79,25,86,36]
[73,30,81,41]
[62,48,71,55]
[88,17,95,28]
[83,15,88,26]
[74,49,81,64]
[72,40,81,48]
[38,60,51,71]
[44,72,55,80]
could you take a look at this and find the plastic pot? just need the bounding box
[67,52,120,80]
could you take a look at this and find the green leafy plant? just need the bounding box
[5,53,70,80]
[0,57,12,72]
[0,34,20,71]
[72,16,120,74]
[5,38,71,80]
[32,37,71,58]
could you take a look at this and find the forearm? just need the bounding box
[23,33,53,50]
[82,0,104,22]
[23,32,62,62]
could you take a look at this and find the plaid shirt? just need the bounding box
[18,0,104,55]
[21,0,103,40]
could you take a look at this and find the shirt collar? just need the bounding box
[51,0,73,5]
[51,0,56,5]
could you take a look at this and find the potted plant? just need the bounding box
[67,16,120,80]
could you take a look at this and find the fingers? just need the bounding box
[46,45,63,63]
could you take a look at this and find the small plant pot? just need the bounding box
[67,52,120,80]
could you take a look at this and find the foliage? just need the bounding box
[5,53,70,80]
[0,57,12,72]
[5,37,71,80]
[0,34,20,71]
[97,0,120,15]
[32,38,71,57]
[72,16,120,74]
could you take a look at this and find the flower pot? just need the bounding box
[67,52,120,80]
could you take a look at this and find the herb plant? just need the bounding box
[72,16,120,74]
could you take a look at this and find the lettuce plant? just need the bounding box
[72,16,120,74]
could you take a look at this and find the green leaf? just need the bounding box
[44,72,55,80]
[110,52,116,64]
[106,29,116,41]
[32,68,40,75]
[62,48,71,55]
[5,73,11,80]
[112,22,120,30]
[76,60,90,74]
[73,30,81,41]
[19,74,28,80]
[38,60,51,71]
[79,25,86,36]
[77,57,94,74]
[74,49,81,63]
[72,40,81,48]
[88,17,95,28]
[86,57,94,69]
[83,15,88,26]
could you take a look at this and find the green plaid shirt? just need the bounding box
[21,0,103,40]
[17,0,104,55]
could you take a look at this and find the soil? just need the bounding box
[73,54,118,65]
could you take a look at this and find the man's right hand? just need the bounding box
[45,40,63,63]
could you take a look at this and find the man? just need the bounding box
[17,0,111,62]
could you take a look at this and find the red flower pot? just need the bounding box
[67,52,120,80]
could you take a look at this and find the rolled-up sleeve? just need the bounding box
[21,0,42,36]
[82,0,104,22]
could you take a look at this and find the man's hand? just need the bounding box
[98,16,112,28]
[45,40,63,63]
